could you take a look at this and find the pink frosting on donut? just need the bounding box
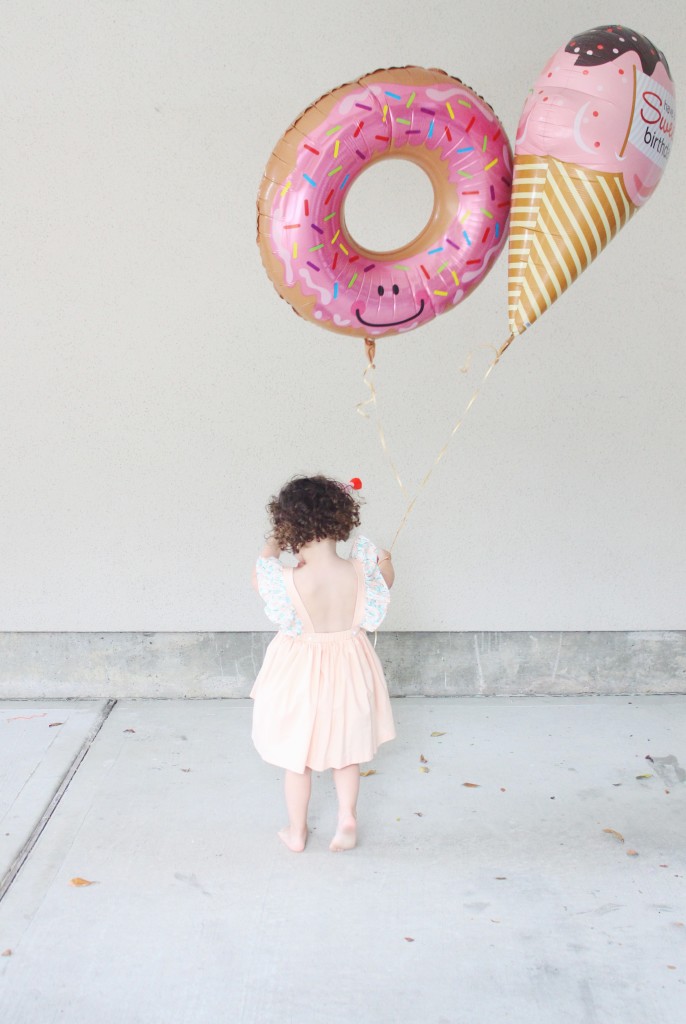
[266,79,512,337]
[516,28,675,207]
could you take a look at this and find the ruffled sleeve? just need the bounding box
[255,557,302,635]
[350,535,390,631]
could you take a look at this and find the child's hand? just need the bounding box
[376,548,395,588]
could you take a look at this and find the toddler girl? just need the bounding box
[250,475,395,853]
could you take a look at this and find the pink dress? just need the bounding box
[250,536,396,774]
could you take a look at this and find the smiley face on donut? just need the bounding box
[258,66,513,339]
[354,284,427,330]
[358,280,427,327]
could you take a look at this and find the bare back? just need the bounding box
[291,557,359,632]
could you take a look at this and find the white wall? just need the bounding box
[1,0,684,631]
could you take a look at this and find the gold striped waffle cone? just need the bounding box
[507,155,637,336]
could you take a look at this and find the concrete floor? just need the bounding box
[0,696,684,1023]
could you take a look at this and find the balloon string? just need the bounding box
[388,333,514,553]
[356,338,409,497]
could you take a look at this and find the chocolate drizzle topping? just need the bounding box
[565,25,671,80]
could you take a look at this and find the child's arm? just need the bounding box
[251,537,281,592]
[260,537,281,560]
[376,548,395,589]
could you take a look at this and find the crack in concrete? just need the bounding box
[0,699,117,904]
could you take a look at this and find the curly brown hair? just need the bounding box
[267,475,362,553]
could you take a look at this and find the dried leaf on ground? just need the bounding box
[360,769,377,777]
[123,728,136,734]
[430,731,446,737]
[500,787,506,792]
[1,949,12,956]
[48,722,63,728]
[603,828,625,843]
[627,849,639,856]
[419,754,428,763]
[463,782,480,788]
[419,766,430,773]
[636,773,652,779]
[404,937,415,942]
[413,812,424,817]
[645,754,654,762]
[495,876,507,880]
[70,877,95,887]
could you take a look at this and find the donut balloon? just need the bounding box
[508,25,675,337]
[257,67,513,339]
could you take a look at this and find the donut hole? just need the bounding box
[342,158,435,256]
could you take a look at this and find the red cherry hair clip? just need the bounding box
[339,477,362,494]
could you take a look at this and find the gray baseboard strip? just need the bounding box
[0,631,684,698]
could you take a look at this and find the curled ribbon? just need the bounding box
[355,337,409,497]
[357,334,515,553]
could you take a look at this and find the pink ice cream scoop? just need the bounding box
[507,26,675,337]
[516,25,674,206]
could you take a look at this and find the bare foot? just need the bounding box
[329,813,357,852]
[278,826,307,852]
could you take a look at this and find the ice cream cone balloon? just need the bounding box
[508,25,675,337]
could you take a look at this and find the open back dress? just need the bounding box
[251,536,396,774]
